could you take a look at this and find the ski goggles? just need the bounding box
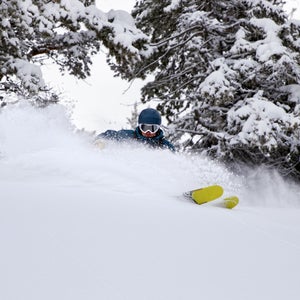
[139,123,160,134]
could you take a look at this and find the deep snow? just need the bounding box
[1,103,300,300]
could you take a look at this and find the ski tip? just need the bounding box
[211,185,224,193]
[223,196,239,209]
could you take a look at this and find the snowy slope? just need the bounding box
[1,103,300,300]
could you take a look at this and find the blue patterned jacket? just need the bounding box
[96,127,175,151]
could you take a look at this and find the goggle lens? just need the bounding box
[139,124,160,134]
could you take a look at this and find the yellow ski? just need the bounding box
[184,185,239,209]
[185,185,224,205]
[224,196,239,209]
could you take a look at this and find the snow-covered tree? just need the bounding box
[127,101,139,129]
[0,0,149,106]
[122,0,300,180]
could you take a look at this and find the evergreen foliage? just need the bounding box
[123,0,300,180]
[127,102,139,129]
[0,0,149,106]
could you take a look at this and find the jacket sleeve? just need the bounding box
[96,129,135,141]
[97,130,121,140]
[162,139,176,152]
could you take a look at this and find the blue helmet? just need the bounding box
[138,108,162,125]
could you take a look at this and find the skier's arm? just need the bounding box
[163,139,176,152]
[93,130,119,149]
[97,130,120,140]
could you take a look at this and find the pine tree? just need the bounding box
[127,101,139,129]
[0,0,149,106]
[121,0,300,180]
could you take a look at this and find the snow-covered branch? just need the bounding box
[0,0,150,100]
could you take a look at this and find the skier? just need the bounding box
[94,108,175,151]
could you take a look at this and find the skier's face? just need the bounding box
[141,131,157,138]
[139,123,160,138]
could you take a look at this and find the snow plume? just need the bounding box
[240,165,300,207]
[0,102,239,196]
[0,102,76,157]
[0,102,299,208]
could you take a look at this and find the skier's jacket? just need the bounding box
[96,127,175,152]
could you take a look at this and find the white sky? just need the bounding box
[43,0,300,133]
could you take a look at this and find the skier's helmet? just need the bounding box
[138,108,162,125]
